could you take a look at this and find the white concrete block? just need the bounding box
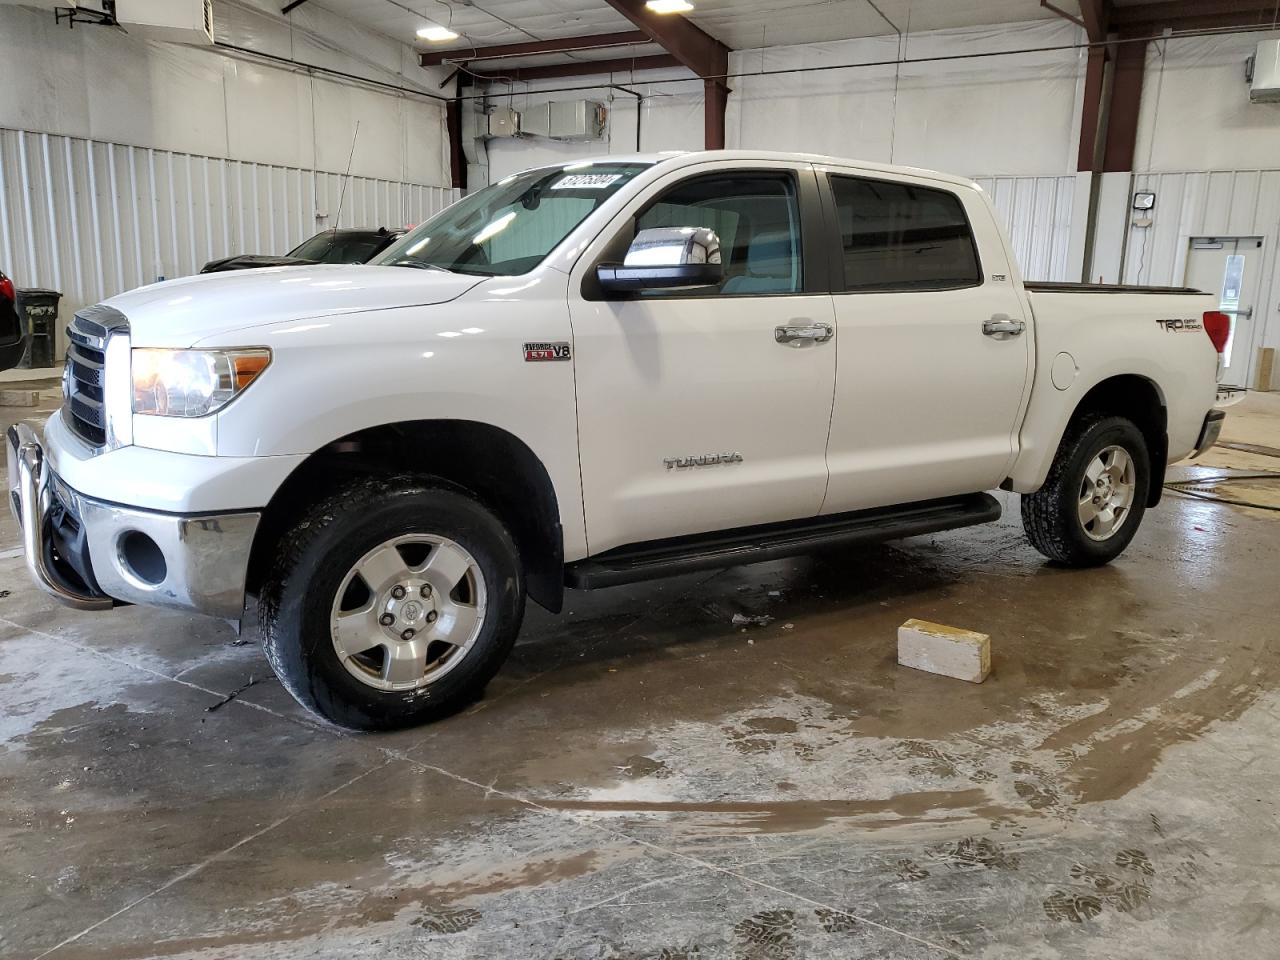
[0,389,39,407]
[897,618,991,683]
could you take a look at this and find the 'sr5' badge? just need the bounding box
[524,341,571,362]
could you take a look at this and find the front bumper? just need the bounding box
[6,423,260,620]
[1190,409,1225,459]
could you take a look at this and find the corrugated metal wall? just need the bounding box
[1122,169,1280,380]
[973,174,1076,282]
[0,126,459,352]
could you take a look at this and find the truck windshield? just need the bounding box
[378,162,650,276]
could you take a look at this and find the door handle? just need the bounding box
[982,315,1026,339]
[774,322,833,345]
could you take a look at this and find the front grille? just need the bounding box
[63,306,129,447]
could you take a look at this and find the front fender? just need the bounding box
[207,286,587,560]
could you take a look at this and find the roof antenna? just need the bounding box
[323,121,360,259]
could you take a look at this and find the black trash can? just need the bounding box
[15,288,61,369]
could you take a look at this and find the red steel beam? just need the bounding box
[601,0,728,78]
[600,0,730,148]
[1076,46,1108,172]
[1123,11,1280,31]
[1101,32,1148,173]
[1077,0,1110,43]
[468,54,680,82]
[703,78,727,150]
[445,97,465,189]
[419,30,652,68]
[1110,0,1277,26]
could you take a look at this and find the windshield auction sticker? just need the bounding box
[550,174,622,190]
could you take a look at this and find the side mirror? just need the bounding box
[597,226,723,293]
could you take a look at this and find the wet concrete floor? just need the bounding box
[2,390,1279,959]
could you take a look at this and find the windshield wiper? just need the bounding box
[386,258,453,273]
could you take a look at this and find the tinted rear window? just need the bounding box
[829,176,981,292]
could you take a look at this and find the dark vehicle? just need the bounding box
[0,269,24,371]
[200,227,406,274]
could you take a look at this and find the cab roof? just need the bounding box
[546,150,978,190]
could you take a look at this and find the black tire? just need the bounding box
[258,475,524,730]
[1021,414,1151,567]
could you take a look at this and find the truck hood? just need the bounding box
[103,265,484,347]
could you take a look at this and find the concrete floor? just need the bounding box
[2,389,1279,960]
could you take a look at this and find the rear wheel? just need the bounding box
[258,476,524,730]
[1021,415,1151,567]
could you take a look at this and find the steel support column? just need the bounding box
[601,0,730,149]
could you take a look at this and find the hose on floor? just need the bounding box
[1163,472,1280,512]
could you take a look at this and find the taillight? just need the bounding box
[1203,311,1230,353]
[0,276,13,303]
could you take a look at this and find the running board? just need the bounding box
[565,493,1001,590]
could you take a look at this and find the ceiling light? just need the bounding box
[417,25,458,42]
[645,0,693,12]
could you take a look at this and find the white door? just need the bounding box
[1184,237,1263,387]
[568,163,837,555]
[819,170,1033,514]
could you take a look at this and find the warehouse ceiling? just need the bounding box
[312,0,1081,55]
[301,0,1280,83]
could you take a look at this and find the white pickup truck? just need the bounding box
[8,151,1226,729]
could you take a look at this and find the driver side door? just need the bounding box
[568,161,837,555]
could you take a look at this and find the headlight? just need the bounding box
[132,348,271,417]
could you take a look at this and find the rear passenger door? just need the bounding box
[818,169,1033,514]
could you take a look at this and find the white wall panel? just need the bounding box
[482,70,704,183]
[0,3,451,185]
[0,127,459,347]
[1135,32,1280,174]
[0,0,456,369]
[1122,169,1280,376]
[727,19,1084,177]
[483,21,1081,284]
[967,176,1076,282]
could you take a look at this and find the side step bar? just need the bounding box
[566,492,1001,590]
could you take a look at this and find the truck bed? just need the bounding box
[1008,281,1220,494]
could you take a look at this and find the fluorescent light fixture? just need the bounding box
[417,25,459,41]
[645,0,693,12]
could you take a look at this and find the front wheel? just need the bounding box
[258,476,525,730]
[1021,414,1151,567]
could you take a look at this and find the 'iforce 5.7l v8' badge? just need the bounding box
[524,341,571,361]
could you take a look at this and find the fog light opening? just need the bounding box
[119,531,166,586]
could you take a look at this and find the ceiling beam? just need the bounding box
[1102,31,1148,172]
[419,30,653,68]
[1077,0,1109,43]
[468,54,679,82]
[599,0,730,148]
[1076,46,1107,171]
[1110,0,1277,27]
[599,0,729,80]
[281,0,311,13]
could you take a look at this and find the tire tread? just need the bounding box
[1021,414,1149,567]
[257,474,523,729]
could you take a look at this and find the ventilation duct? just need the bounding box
[1249,39,1280,103]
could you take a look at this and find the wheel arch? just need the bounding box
[1060,374,1168,507]
[245,419,565,613]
